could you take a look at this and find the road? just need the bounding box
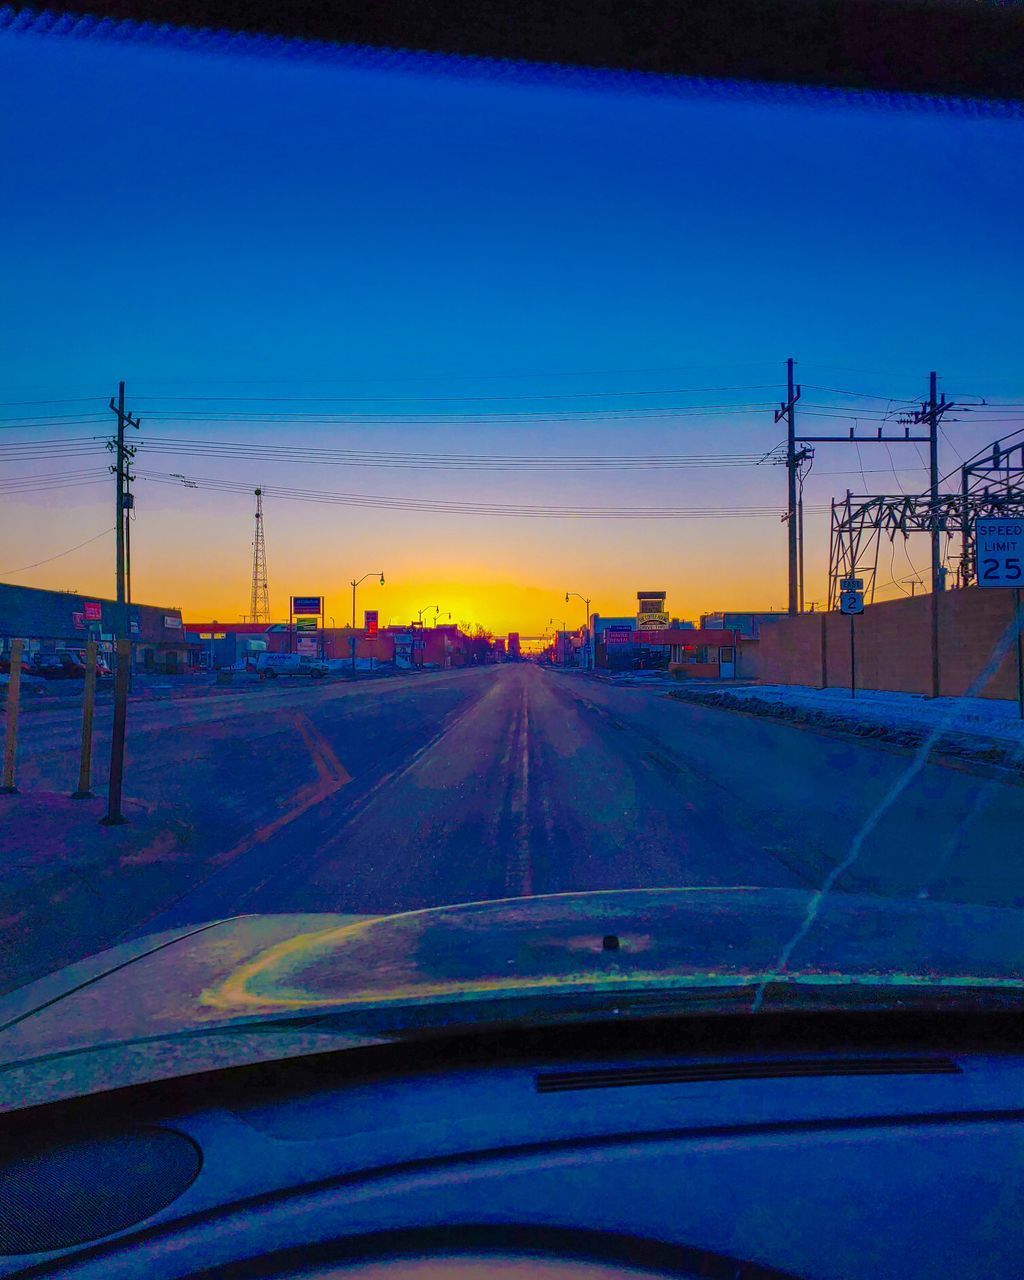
[3,663,1024,993]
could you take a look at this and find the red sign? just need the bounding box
[364,610,379,636]
[83,601,102,621]
[72,612,85,630]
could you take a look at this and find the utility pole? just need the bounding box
[906,372,955,698]
[101,381,140,826]
[775,357,802,615]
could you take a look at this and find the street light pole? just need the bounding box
[565,591,592,669]
[549,617,568,667]
[416,604,440,624]
[350,571,385,674]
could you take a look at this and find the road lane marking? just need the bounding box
[292,711,352,786]
[504,684,533,898]
[209,711,351,868]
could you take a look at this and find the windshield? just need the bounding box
[1,15,1024,1069]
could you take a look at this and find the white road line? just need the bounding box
[505,682,533,898]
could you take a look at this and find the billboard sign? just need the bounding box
[975,519,1024,587]
[364,610,379,636]
[393,632,414,668]
[637,590,668,629]
[292,596,322,615]
[163,615,182,630]
[83,601,102,622]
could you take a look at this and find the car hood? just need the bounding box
[1,887,1023,1112]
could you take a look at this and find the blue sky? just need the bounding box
[2,23,1023,627]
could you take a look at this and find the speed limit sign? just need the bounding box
[976,519,1024,587]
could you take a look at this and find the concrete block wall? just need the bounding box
[755,588,1020,700]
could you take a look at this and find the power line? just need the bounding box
[138,469,828,520]
[130,438,779,471]
[132,383,782,404]
[802,384,917,402]
[0,526,115,576]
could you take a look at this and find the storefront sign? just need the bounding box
[364,610,379,636]
[72,612,85,630]
[393,633,414,668]
[604,626,633,646]
[292,596,322,615]
[163,615,182,629]
[83,601,102,621]
[295,617,319,633]
[637,611,669,628]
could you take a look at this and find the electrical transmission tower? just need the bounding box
[250,487,271,624]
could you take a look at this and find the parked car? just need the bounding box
[30,652,86,679]
[256,653,328,679]
[59,649,112,678]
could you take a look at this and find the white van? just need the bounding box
[256,652,328,679]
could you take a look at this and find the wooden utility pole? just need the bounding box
[101,381,140,826]
[776,357,802,615]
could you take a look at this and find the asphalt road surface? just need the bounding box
[3,663,1024,992]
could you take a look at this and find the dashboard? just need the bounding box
[1,1017,1023,1279]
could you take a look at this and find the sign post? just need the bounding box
[839,578,864,699]
[975,518,1024,718]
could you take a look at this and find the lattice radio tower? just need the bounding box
[249,487,271,624]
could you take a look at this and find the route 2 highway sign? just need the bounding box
[976,518,1024,587]
[840,591,864,615]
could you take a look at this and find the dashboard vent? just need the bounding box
[0,1128,201,1255]
[536,1056,961,1093]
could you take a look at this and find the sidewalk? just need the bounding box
[0,666,407,715]
[670,682,1024,771]
[0,792,197,995]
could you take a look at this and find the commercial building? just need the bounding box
[0,583,188,673]
[182,618,492,671]
[700,611,787,639]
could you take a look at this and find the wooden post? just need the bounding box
[820,613,829,689]
[101,637,132,825]
[1,638,23,794]
[1016,588,1024,722]
[72,638,98,798]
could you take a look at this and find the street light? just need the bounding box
[350,572,385,673]
[416,604,441,624]
[565,590,592,669]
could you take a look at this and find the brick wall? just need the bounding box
[756,588,1020,700]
